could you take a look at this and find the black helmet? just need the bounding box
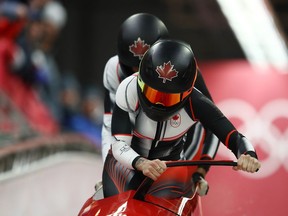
[117,13,169,76]
[137,39,197,122]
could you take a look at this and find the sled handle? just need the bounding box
[166,159,237,168]
[133,160,237,200]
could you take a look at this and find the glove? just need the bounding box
[192,172,209,196]
[94,181,103,192]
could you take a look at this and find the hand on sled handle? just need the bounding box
[233,154,261,173]
[135,157,167,181]
[192,172,209,196]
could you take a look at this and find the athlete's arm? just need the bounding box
[101,56,120,161]
[101,89,114,161]
[194,69,220,171]
[194,68,213,101]
[191,90,261,172]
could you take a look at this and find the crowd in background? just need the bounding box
[0,0,103,148]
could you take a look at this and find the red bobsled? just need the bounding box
[78,160,236,216]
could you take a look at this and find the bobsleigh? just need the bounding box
[78,160,237,216]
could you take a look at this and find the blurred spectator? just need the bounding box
[0,1,28,40]
[39,0,66,52]
[28,0,50,15]
[78,86,103,147]
[11,0,67,122]
[27,0,67,123]
[0,0,59,137]
[59,73,103,148]
[0,0,28,20]
[81,86,103,127]
[59,72,82,131]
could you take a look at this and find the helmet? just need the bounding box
[117,13,169,76]
[137,39,197,122]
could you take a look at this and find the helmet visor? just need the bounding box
[138,77,192,107]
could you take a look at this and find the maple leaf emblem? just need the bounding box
[129,37,150,60]
[170,114,181,128]
[172,115,179,120]
[156,61,179,83]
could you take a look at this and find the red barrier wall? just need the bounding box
[199,60,288,216]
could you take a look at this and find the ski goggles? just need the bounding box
[138,77,193,107]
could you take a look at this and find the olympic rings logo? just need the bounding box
[216,98,288,179]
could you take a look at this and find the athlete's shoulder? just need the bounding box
[189,87,222,122]
[103,55,120,92]
[190,87,215,109]
[104,55,119,72]
[115,73,139,112]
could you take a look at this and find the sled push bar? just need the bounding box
[165,159,237,168]
[133,160,237,201]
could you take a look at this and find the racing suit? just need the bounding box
[101,55,220,164]
[102,74,257,198]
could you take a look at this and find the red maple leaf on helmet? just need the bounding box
[156,61,179,83]
[129,37,150,60]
